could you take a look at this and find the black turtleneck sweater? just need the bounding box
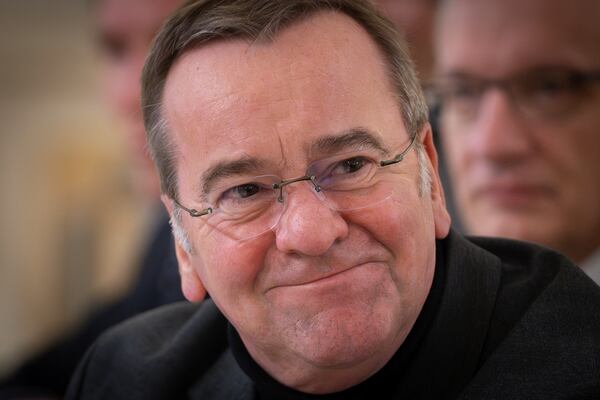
[65,230,600,400]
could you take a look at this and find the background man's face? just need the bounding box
[436,0,600,262]
[95,0,181,196]
[163,12,449,391]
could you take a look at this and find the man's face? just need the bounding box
[436,0,600,262]
[95,0,181,196]
[162,12,449,391]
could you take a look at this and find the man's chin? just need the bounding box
[465,209,560,246]
[267,281,406,369]
[288,304,399,368]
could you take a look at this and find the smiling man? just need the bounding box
[67,1,600,398]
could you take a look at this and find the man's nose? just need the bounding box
[274,185,349,256]
[467,89,535,165]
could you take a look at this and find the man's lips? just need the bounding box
[473,183,554,207]
[267,261,384,291]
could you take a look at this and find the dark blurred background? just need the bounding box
[0,0,149,377]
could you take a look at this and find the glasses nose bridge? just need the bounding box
[484,78,516,102]
[477,78,526,119]
[272,175,321,203]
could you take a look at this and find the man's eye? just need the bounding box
[449,82,483,100]
[315,155,378,190]
[99,34,127,62]
[219,183,262,202]
[531,75,571,94]
[338,157,366,174]
[213,180,277,216]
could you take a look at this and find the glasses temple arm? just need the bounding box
[172,198,212,218]
[380,134,418,167]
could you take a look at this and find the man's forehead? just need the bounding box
[165,11,387,88]
[439,0,600,31]
[437,0,600,75]
[162,11,400,157]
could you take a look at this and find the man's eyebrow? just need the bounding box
[309,128,388,156]
[200,157,267,198]
[199,129,385,197]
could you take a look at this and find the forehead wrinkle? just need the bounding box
[308,128,390,158]
[275,132,290,170]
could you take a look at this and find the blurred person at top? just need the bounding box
[0,0,184,397]
[433,0,600,282]
[374,0,459,225]
[98,0,180,200]
[372,0,436,84]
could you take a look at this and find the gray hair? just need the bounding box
[417,144,432,196]
[170,206,194,253]
[141,0,429,202]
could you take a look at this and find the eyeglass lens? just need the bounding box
[202,151,404,241]
[433,67,600,123]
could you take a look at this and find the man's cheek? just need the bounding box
[203,239,265,290]
[353,202,407,245]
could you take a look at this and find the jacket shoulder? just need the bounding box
[460,236,600,398]
[66,300,228,400]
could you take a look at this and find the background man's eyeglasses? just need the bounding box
[173,135,417,242]
[429,67,600,123]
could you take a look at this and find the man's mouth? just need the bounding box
[473,183,554,209]
[268,261,385,291]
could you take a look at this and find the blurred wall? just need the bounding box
[0,0,148,375]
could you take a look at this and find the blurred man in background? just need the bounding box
[374,0,459,227]
[372,0,437,84]
[97,0,182,200]
[434,0,600,283]
[0,0,184,397]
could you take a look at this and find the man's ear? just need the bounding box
[420,124,451,239]
[161,194,207,302]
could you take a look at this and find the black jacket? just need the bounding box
[66,231,600,399]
